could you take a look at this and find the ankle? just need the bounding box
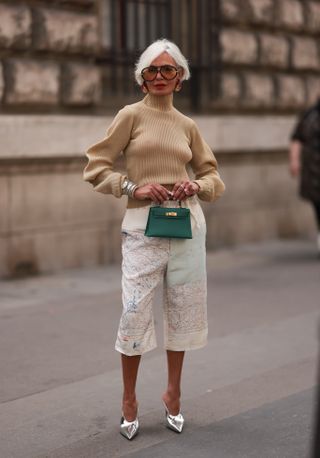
[122,398,138,422]
[123,394,137,404]
[162,392,180,416]
[164,387,181,401]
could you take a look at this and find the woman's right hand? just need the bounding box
[289,160,300,177]
[134,183,170,203]
[289,141,301,177]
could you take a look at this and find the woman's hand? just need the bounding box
[172,181,200,201]
[289,141,301,177]
[134,183,170,203]
[289,160,300,177]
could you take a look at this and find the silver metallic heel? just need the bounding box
[120,415,139,440]
[163,401,184,433]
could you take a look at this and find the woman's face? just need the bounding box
[143,52,183,96]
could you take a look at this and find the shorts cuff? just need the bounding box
[115,328,157,355]
[165,328,208,352]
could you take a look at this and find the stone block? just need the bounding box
[305,76,320,105]
[34,8,98,53]
[8,169,124,232]
[220,30,258,64]
[213,161,263,208]
[277,75,305,107]
[260,34,289,68]
[0,62,4,102]
[8,163,126,230]
[221,0,240,20]
[244,73,274,107]
[0,238,8,277]
[11,224,121,274]
[0,4,31,49]
[193,114,296,152]
[307,1,320,31]
[6,235,40,277]
[275,202,316,238]
[6,59,59,105]
[63,63,102,106]
[248,0,274,23]
[30,227,116,272]
[0,177,9,234]
[1,155,128,277]
[205,156,316,247]
[59,0,95,4]
[221,0,274,24]
[220,73,242,102]
[207,207,280,247]
[278,0,304,30]
[292,37,320,70]
[0,114,115,159]
[5,215,123,276]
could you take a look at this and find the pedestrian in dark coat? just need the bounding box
[289,99,320,253]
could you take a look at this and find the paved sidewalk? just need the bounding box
[0,239,319,458]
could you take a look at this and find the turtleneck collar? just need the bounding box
[142,93,174,111]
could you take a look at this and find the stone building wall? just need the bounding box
[0,0,318,278]
[0,0,320,113]
[1,0,319,114]
[201,0,320,252]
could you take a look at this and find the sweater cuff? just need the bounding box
[94,172,124,198]
[193,179,211,201]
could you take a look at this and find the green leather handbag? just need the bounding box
[144,203,192,239]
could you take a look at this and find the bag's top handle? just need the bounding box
[151,198,182,208]
[169,198,182,207]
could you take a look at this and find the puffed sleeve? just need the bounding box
[83,106,134,197]
[189,121,225,202]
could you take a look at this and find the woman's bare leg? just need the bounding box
[162,350,185,415]
[121,354,141,421]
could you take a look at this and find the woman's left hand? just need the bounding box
[172,181,200,201]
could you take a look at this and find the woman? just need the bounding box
[83,39,225,440]
[289,98,320,254]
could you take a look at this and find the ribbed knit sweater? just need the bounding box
[83,93,225,208]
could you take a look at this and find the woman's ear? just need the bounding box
[142,82,148,94]
[175,80,182,92]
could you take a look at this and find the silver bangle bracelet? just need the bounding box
[121,179,138,198]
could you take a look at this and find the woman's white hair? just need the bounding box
[134,38,190,86]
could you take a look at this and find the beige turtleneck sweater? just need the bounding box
[83,93,225,208]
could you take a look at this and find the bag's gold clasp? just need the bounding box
[165,211,177,217]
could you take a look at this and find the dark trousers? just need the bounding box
[312,202,320,230]
[312,328,320,458]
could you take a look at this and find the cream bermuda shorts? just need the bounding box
[115,198,208,356]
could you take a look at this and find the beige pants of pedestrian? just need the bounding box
[115,201,208,356]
